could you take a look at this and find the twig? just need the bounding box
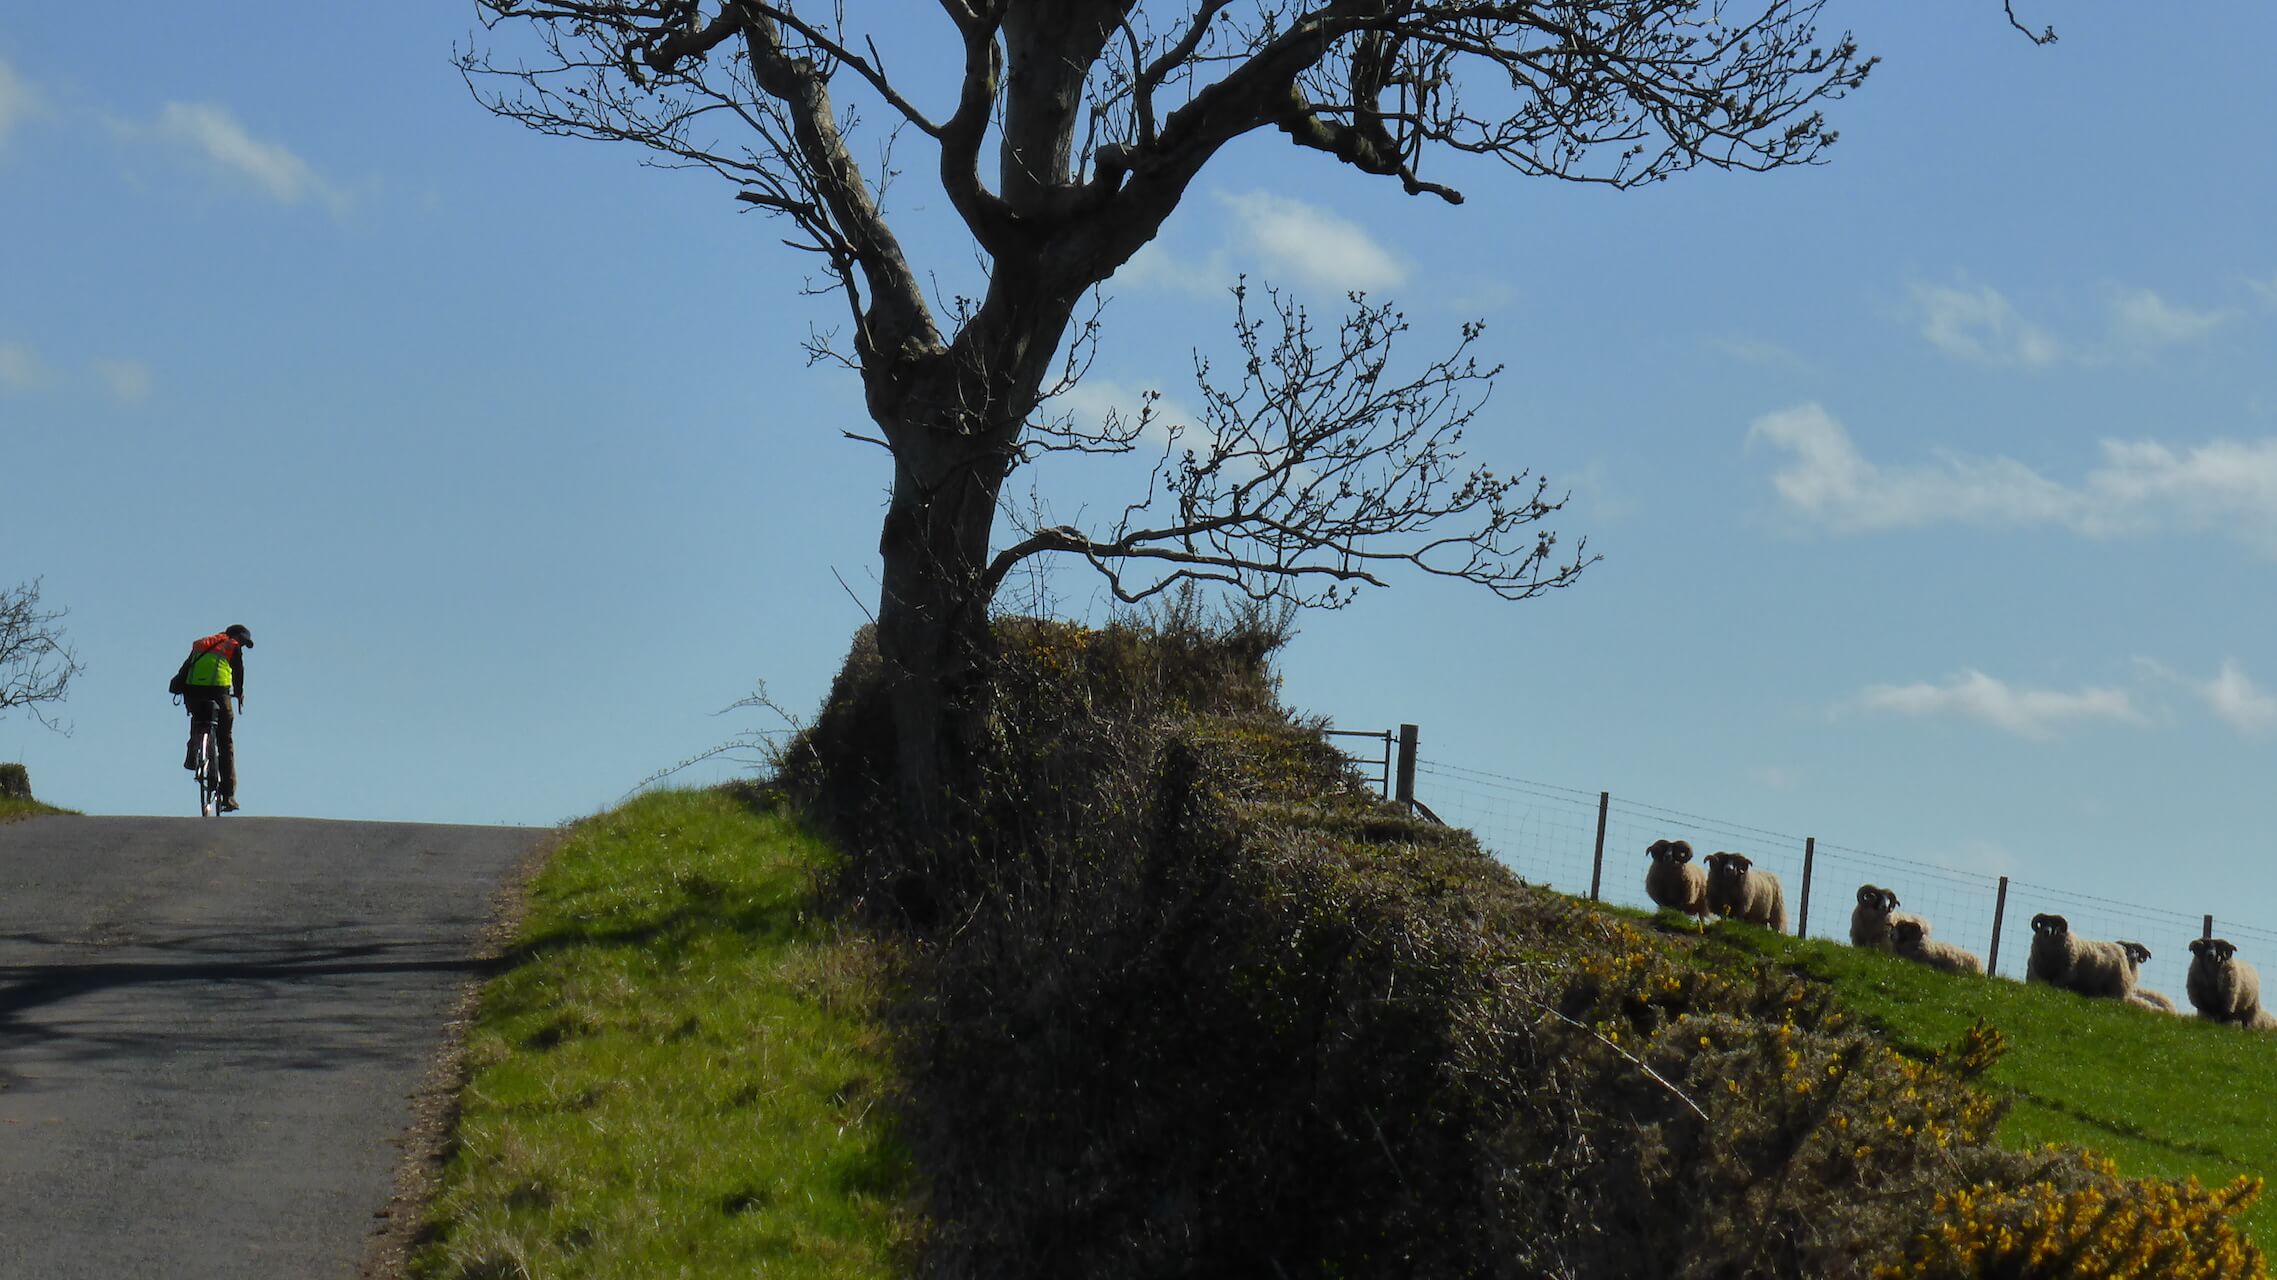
[832,566,878,625]
[1528,1000,1709,1123]
[2003,1,2058,44]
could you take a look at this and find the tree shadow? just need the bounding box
[0,922,506,1081]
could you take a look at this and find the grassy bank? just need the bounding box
[1687,915,2277,1245]
[409,787,915,1279]
[0,795,73,822]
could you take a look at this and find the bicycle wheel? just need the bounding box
[195,729,220,817]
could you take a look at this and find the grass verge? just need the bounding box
[0,795,74,822]
[1672,912,2277,1245]
[408,786,916,1279]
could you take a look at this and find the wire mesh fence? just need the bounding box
[1408,756,2263,1007]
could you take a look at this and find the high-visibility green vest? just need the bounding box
[187,634,241,689]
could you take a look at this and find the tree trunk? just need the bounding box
[873,416,1015,851]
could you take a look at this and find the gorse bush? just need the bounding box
[1878,1157,2263,1279]
[781,610,2266,1279]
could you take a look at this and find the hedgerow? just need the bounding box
[779,609,2265,1279]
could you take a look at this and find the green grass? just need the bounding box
[1668,912,2277,1244]
[411,787,916,1280]
[0,795,74,822]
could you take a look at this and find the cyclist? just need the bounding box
[177,624,253,813]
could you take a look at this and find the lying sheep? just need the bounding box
[1645,839,1709,920]
[2186,938,2277,1030]
[2118,941,2152,985]
[1849,885,1930,951]
[1703,852,1786,933]
[2112,942,2177,1012]
[1890,919,1982,975]
[2128,988,2178,1014]
[2024,913,2138,1000]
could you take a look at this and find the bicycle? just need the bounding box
[191,723,225,817]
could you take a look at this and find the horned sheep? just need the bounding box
[1703,851,1786,933]
[2024,913,2137,1001]
[1890,919,1982,975]
[1849,884,1928,951]
[2114,942,2177,1012]
[2186,938,2277,1031]
[1644,839,1710,920]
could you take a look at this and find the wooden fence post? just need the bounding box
[1589,792,1610,901]
[1987,876,2011,977]
[1395,724,1419,809]
[1797,837,1816,939]
[2205,914,2215,941]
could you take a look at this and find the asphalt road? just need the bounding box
[0,815,547,1280]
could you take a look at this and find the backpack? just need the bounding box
[168,653,194,698]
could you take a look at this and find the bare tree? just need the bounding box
[457,1,2024,836]
[1,579,84,733]
[992,282,1590,610]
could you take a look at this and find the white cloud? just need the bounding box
[1709,335,1814,374]
[93,359,153,405]
[1750,404,2277,554]
[1046,377,1203,453]
[155,101,345,212]
[0,341,47,392]
[1119,240,1233,301]
[2199,660,2277,735]
[1913,278,2234,367]
[2107,286,2228,349]
[1913,281,2062,368]
[1858,670,2144,740]
[2085,438,2277,532]
[0,60,43,144]
[1219,191,1407,294]
[1121,191,1409,301]
[1746,403,2076,532]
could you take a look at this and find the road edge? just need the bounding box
[355,825,563,1279]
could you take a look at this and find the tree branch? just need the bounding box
[992,282,1597,609]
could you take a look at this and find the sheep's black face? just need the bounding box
[2032,914,2068,938]
[1893,921,1923,945]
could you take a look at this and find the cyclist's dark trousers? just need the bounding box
[185,689,237,799]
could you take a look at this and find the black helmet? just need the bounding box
[225,624,254,648]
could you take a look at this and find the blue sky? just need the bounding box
[4,4,2273,982]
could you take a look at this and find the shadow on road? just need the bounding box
[0,924,505,1080]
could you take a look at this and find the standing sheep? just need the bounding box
[2186,938,2277,1030]
[1890,919,1982,975]
[1703,852,1786,933]
[1849,885,1930,951]
[1645,839,1710,920]
[2024,914,2138,1001]
[1850,885,1897,948]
